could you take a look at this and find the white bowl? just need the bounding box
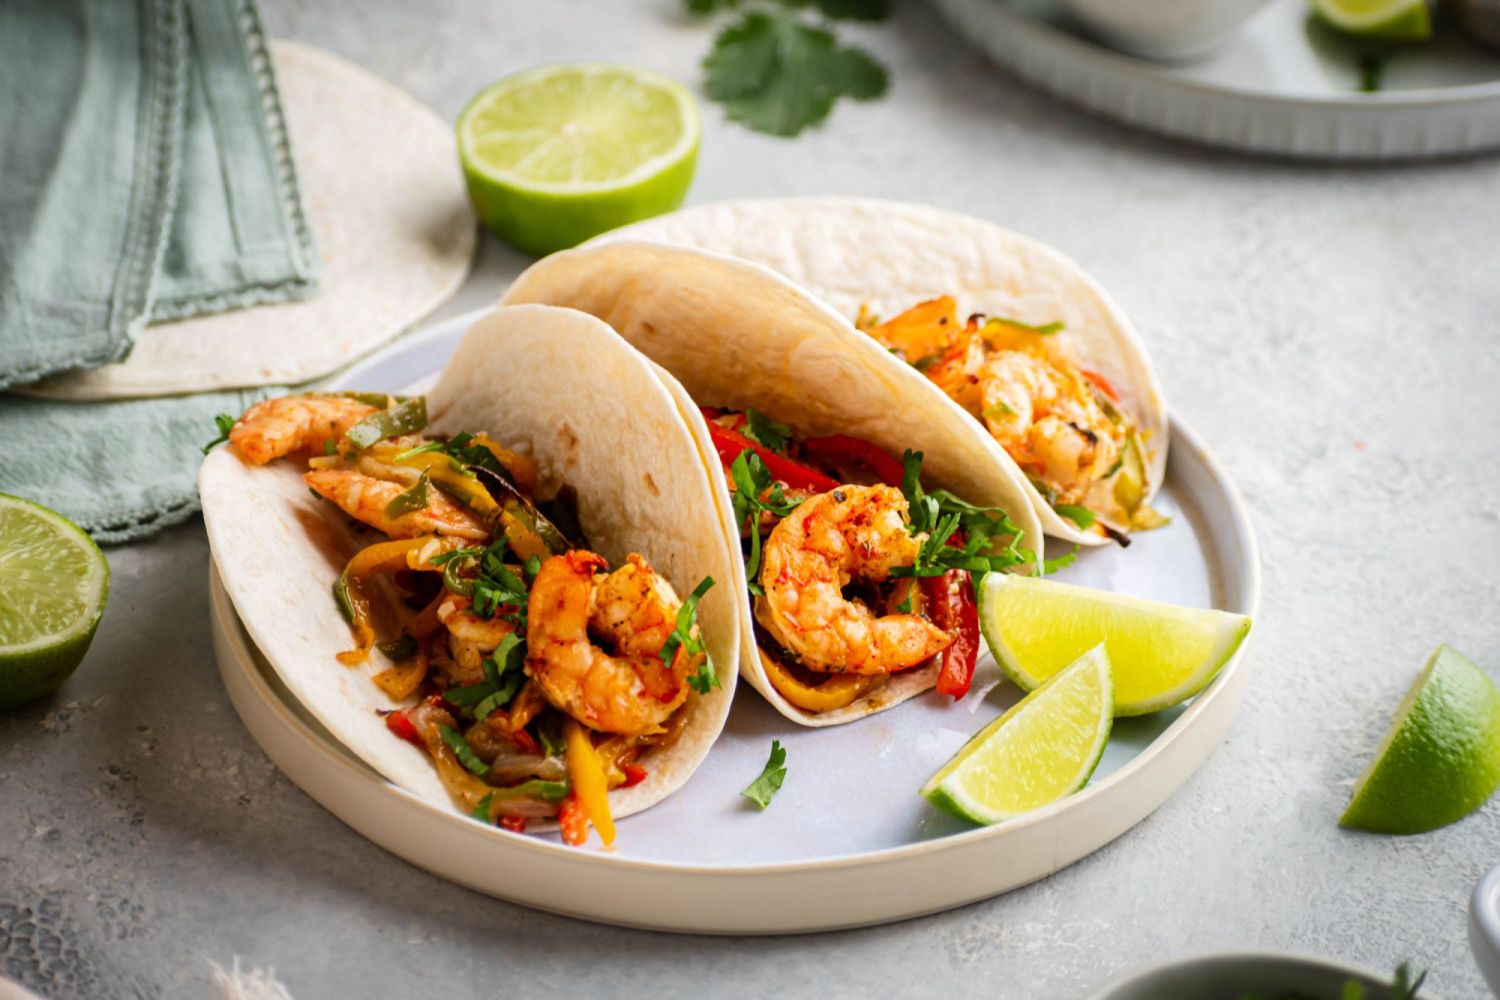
[1472,863,1500,995]
[1085,951,1442,1000]
[1058,0,1273,60]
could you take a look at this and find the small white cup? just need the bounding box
[1472,863,1500,996]
[1058,0,1273,61]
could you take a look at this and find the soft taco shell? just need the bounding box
[199,304,741,825]
[500,241,1044,727]
[597,197,1170,546]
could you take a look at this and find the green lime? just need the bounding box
[1311,0,1433,41]
[1340,645,1500,835]
[457,63,700,257]
[0,494,109,709]
[978,573,1250,716]
[922,645,1113,824]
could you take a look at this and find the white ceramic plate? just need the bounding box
[1471,863,1500,995]
[207,309,1259,933]
[928,0,1500,159]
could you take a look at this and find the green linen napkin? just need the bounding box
[0,0,318,542]
[0,0,317,388]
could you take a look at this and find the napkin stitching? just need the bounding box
[150,0,322,321]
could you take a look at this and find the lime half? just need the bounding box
[1340,645,1500,835]
[922,645,1113,825]
[457,63,700,256]
[0,495,109,709]
[978,573,1250,716]
[1311,0,1433,41]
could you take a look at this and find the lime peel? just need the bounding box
[921,645,1114,825]
[1310,0,1433,41]
[1340,645,1500,835]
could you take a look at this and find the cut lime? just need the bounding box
[1311,0,1433,41]
[457,63,700,256]
[0,495,109,709]
[922,645,1113,824]
[978,574,1250,716]
[1340,645,1500,835]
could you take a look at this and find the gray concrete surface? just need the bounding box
[5,1,1500,996]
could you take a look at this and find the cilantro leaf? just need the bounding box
[894,450,1034,577]
[472,794,493,823]
[201,413,236,455]
[704,10,888,138]
[729,449,802,592]
[439,725,490,777]
[742,408,792,453]
[1053,503,1096,530]
[661,577,718,694]
[1042,546,1079,575]
[741,739,788,809]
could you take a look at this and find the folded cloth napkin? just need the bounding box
[0,0,316,542]
[0,0,317,388]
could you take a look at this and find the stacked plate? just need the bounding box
[208,308,1260,934]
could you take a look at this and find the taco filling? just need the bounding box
[700,406,1031,713]
[857,296,1167,539]
[224,392,716,846]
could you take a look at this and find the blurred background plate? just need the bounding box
[928,0,1500,159]
[208,310,1259,933]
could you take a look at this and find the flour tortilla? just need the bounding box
[500,241,1045,727]
[199,305,740,826]
[596,197,1170,546]
[31,41,475,400]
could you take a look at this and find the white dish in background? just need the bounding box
[207,310,1259,933]
[1059,0,1273,60]
[1472,863,1500,995]
[1084,951,1444,999]
[928,0,1500,159]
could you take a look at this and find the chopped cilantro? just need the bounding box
[742,408,792,453]
[893,450,1033,578]
[472,794,493,823]
[703,10,887,137]
[433,541,530,624]
[729,450,802,594]
[1053,503,1096,530]
[442,431,510,481]
[1042,546,1079,575]
[439,725,490,777]
[446,633,527,720]
[660,577,718,694]
[323,438,337,456]
[741,739,788,809]
[535,713,566,759]
[983,400,1017,421]
[382,470,431,520]
[392,440,443,462]
[201,413,235,454]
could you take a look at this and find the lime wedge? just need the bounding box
[1341,645,1500,835]
[1311,0,1433,40]
[922,645,1113,824]
[0,495,109,709]
[457,63,700,256]
[978,574,1250,716]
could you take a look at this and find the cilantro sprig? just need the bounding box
[742,408,792,453]
[202,413,235,455]
[741,739,788,809]
[730,450,803,595]
[432,545,540,623]
[444,633,527,720]
[688,0,890,137]
[660,577,719,695]
[892,450,1033,578]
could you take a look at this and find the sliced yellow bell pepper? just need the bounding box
[392,452,550,562]
[563,719,615,848]
[758,648,880,713]
[470,434,538,494]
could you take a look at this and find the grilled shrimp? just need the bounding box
[229,395,375,465]
[978,352,1121,504]
[756,484,952,674]
[438,593,518,684]
[304,469,489,540]
[525,550,695,736]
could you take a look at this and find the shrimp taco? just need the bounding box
[501,242,1046,727]
[601,197,1171,546]
[199,305,740,846]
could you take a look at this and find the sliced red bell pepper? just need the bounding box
[1081,368,1121,403]
[922,569,981,699]
[510,727,541,756]
[500,815,527,834]
[620,763,648,788]
[557,793,588,846]
[384,709,424,748]
[799,434,906,488]
[701,415,838,493]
